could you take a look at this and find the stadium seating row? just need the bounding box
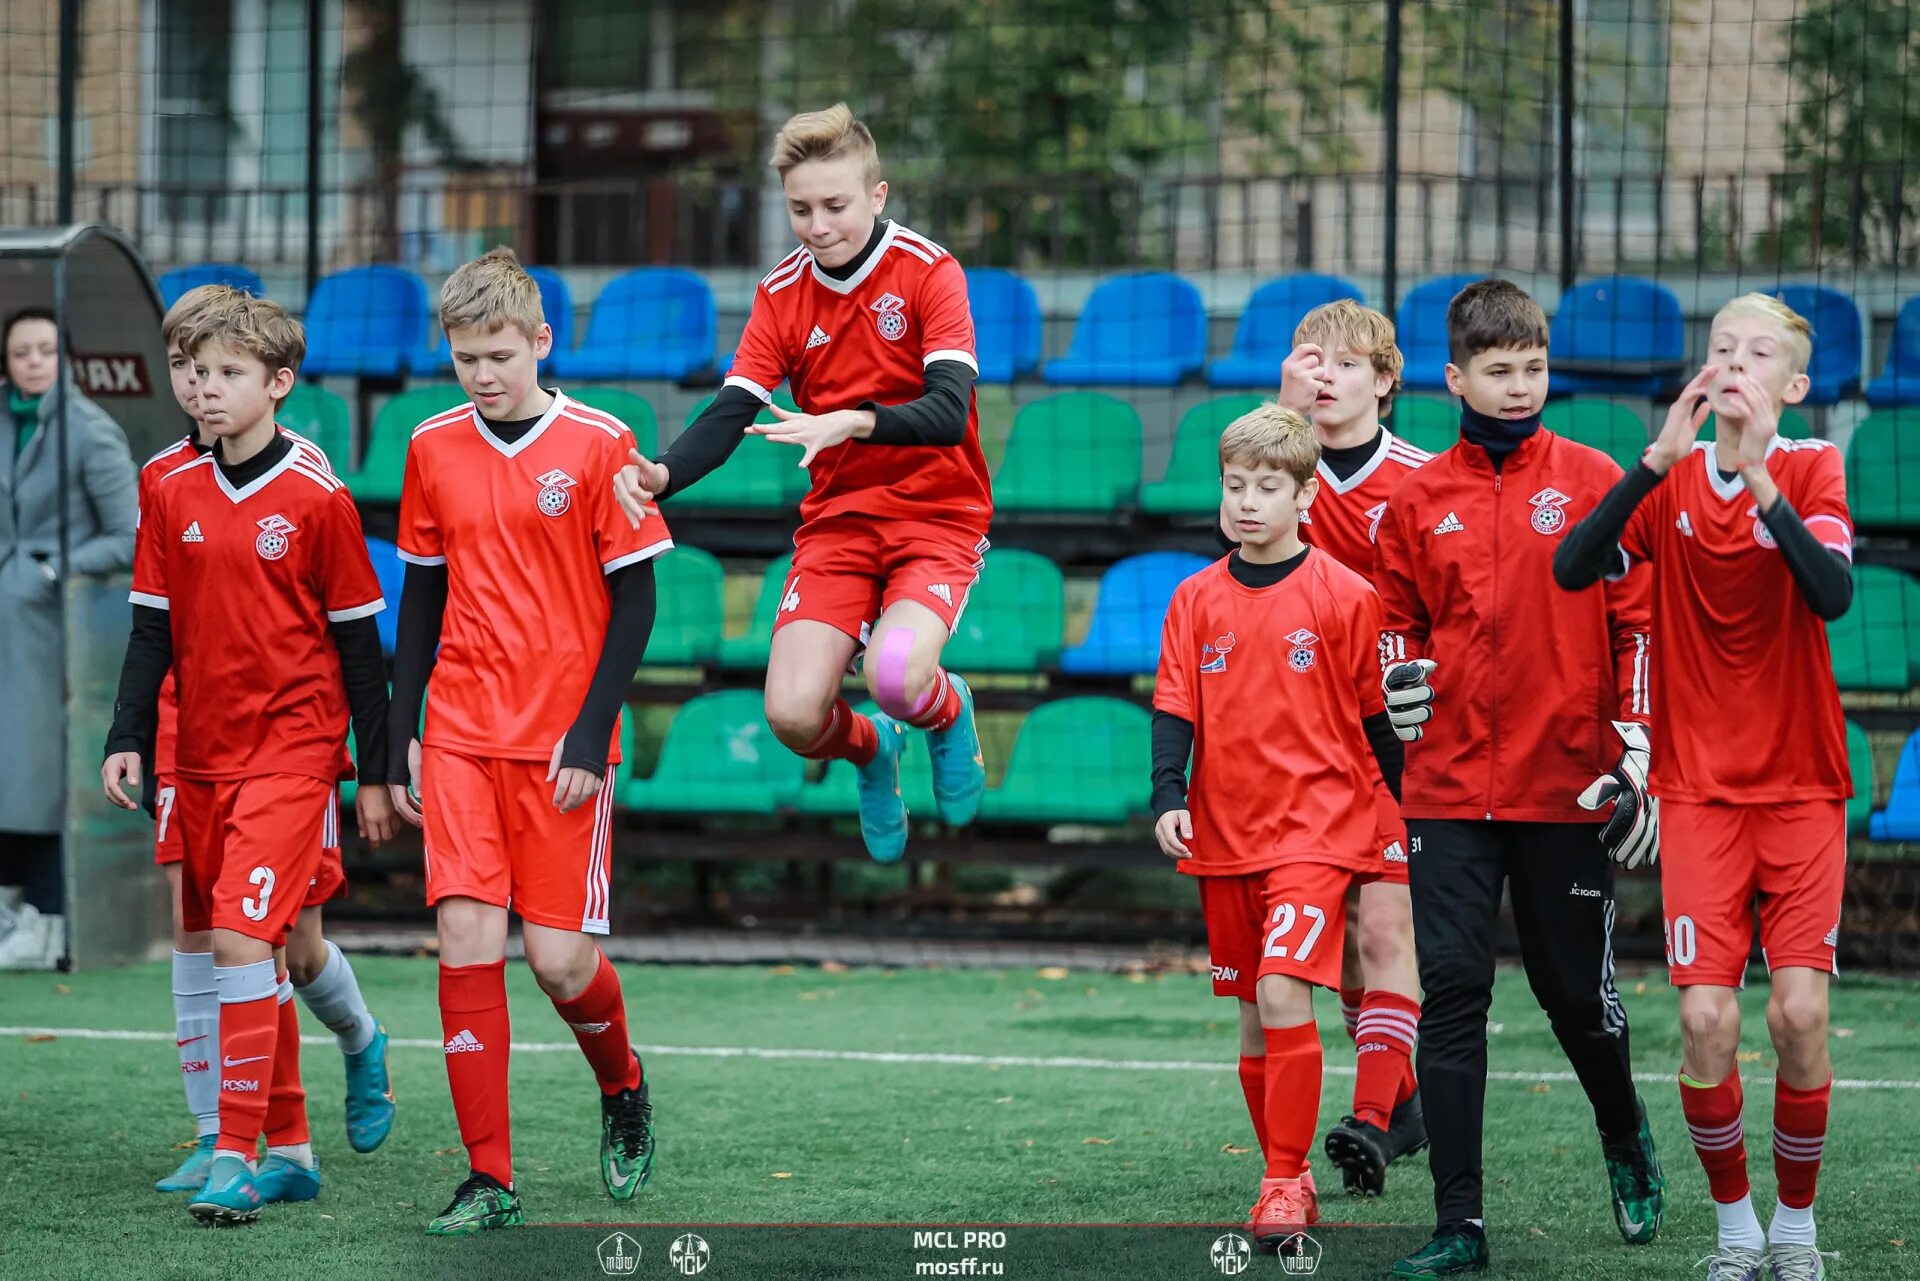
[158,262,1913,402]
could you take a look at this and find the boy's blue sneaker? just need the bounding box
[155,1133,217,1193]
[926,674,986,826]
[343,1024,396,1152]
[855,715,910,863]
[187,1153,264,1225]
[254,1151,322,1204]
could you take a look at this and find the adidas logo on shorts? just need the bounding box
[568,1020,613,1034]
[927,582,953,607]
[180,520,205,543]
[1822,923,1839,947]
[444,1028,485,1054]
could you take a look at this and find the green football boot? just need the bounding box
[1602,1094,1665,1245]
[425,1171,524,1236]
[1391,1222,1491,1276]
[599,1055,656,1200]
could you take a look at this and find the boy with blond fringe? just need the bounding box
[1556,294,1852,1281]
[1153,404,1407,1250]
[386,247,670,1234]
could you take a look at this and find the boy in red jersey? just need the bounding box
[141,286,396,1196]
[1555,294,1850,1281]
[1153,403,1407,1250]
[1373,279,1663,1276]
[612,103,990,864]
[385,248,670,1235]
[103,295,398,1224]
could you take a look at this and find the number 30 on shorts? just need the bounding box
[242,866,276,922]
[1664,914,1697,967]
[1263,902,1328,960]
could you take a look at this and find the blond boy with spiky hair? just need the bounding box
[1557,293,1851,1281]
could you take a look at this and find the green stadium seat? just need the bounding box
[994,392,1142,512]
[567,386,659,457]
[347,384,467,502]
[1543,399,1648,470]
[623,690,800,813]
[718,553,794,670]
[943,547,1066,672]
[1827,565,1920,691]
[646,546,725,666]
[1846,720,1873,836]
[1139,394,1266,514]
[670,390,809,509]
[1388,394,1458,454]
[791,705,939,818]
[279,383,352,469]
[1844,409,1920,527]
[979,697,1151,824]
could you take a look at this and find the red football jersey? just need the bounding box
[1620,438,1852,803]
[131,446,382,782]
[397,392,672,763]
[1153,549,1388,876]
[1301,430,1431,583]
[726,222,993,530]
[139,427,335,775]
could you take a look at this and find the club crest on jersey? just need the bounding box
[254,514,296,561]
[1366,501,1389,543]
[535,468,578,517]
[871,292,908,342]
[1748,505,1777,549]
[1199,631,1237,674]
[1529,487,1571,535]
[1286,628,1319,673]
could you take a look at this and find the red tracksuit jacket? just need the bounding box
[1372,428,1652,823]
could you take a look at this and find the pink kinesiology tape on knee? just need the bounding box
[873,630,920,718]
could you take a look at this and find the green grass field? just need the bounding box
[1,959,1915,1280]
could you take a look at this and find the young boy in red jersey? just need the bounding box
[104,295,398,1224]
[1555,294,1850,1281]
[141,286,396,1197]
[1372,279,1663,1276]
[1272,300,1429,1194]
[1153,403,1407,1249]
[612,103,990,864]
[385,248,670,1235]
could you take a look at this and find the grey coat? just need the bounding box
[0,378,138,832]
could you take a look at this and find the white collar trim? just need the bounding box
[810,222,898,295]
[473,390,568,458]
[1316,430,1393,495]
[1696,435,1781,502]
[213,442,301,504]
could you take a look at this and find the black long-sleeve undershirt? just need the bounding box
[860,359,975,446]
[332,616,391,783]
[385,562,447,785]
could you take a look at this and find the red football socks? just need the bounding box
[1352,991,1420,1130]
[212,958,280,1160]
[263,974,310,1148]
[798,698,879,767]
[1772,1077,1831,1210]
[440,959,515,1185]
[1262,1023,1322,1180]
[905,667,963,733]
[553,951,642,1096]
[1238,1054,1270,1157]
[1680,1069,1752,1204]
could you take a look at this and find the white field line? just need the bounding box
[3,1025,1918,1090]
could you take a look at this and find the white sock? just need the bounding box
[1715,1194,1767,1251]
[1769,1200,1817,1247]
[267,1142,315,1170]
[171,950,220,1139]
[293,940,377,1055]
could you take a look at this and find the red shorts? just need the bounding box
[1660,799,1846,987]
[774,513,989,648]
[1197,861,1359,999]
[1372,779,1410,885]
[153,775,184,866]
[422,746,617,935]
[176,774,333,945]
[304,790,347,908]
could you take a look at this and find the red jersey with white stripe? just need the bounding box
[138,427,335,776]
[1620,438,1851,803]
[726,221,993,530]
[130,443,381,783]
[397,392,672,763]
[1301,429,1431,584]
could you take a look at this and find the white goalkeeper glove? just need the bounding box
[1577,720,1658,869]
[1382,659,1438,742]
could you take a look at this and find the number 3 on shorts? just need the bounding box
[242,866,276,922]
[1263,902,1327,960]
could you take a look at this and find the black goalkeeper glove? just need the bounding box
[1577,720,1658,869]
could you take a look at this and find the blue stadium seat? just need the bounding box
[1206,273,1363,387]
[1395,274,1482,391]
[1043,272,1207,386]
[1769,284,1861,406]
[410,263,575,375]
[1869,727,1920,840]
[1548,276,1685,397]
[363,536,405,655]
[302,265,434,378]
[157,262,264,307]
[1058,550,1211,675]
[549,268,717,381]
[1866,295,1920,407]
[966,268,1043,382]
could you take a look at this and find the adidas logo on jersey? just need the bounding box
[444,1028,485,1054]
[806,325,832,350]
[1677,511,1695,537]
[927,582,953,607]
[1433,511,1465,536]
[180,521,205,543]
